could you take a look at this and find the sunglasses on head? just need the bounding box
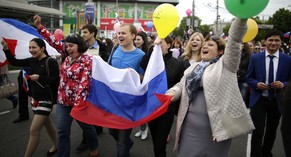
[210,35,220,41]
[208,35,225,50]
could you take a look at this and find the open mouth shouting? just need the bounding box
[201,49,209,55]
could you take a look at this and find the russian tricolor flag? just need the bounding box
[71,45,172,129]
[22,69,30,93]
[0,18,59,67]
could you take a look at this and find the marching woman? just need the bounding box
[2,38,59,157]
[166,18,254,157]
[140,36,184,157]
[56,34,99,157]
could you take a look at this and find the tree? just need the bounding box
[267,8,291,33]
[221,17,270,43]
[222,24,231,36]
[172,17,187,38]
[173,16,203,40]
[198,24,211,37]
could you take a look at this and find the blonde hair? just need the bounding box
[181,32,204,61]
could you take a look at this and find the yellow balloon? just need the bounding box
[153,3,179,38]
[243,19,259,43]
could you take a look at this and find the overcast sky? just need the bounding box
[176,0,290,25]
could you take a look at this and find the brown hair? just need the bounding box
[204,35,226,51]
[164,36,173,52]
[172,39,182,49]
[242,42,251,58]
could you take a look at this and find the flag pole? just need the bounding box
[35,81,44,88]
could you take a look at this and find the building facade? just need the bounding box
[28,0,178,38]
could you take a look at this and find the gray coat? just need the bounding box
[167,18,255,150]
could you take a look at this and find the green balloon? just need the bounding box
[224,0,269,18]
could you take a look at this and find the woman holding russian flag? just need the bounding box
[56,34,99,157]
[140,35,185,157]
[1,38,59,157]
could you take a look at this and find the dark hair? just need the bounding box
[136,31,149,53]
[172,39,182,50]
[30,38,48,56]
[164,36,173,52]
[82,24,98,38]
[105,38,114,52]
[242,42,251,57]
[264,29,284,41]
[204,34,226,51]
[64,34,88,53]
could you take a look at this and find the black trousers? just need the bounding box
[281,98,291,157]
[148,107,175,157]
[250,97,281,157]
[17,71,29,119]
[109,128,133,157]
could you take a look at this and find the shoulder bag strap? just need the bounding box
[109,45,119,65]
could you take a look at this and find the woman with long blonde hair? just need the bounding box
[180,32,204,69]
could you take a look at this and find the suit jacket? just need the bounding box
[246,51,291,109]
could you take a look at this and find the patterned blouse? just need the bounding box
[57,54,92,107]
[38,25,66,58]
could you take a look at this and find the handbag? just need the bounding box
[0,74,18,99]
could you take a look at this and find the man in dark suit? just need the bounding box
[246,29,291,157]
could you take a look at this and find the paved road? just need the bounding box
[0,72,285,157]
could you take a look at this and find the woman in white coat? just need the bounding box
[166,18,255,157]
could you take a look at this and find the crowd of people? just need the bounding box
[1,15,291,157]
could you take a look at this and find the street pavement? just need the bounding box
[0,71,285,157]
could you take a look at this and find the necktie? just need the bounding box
[268,55,275,99]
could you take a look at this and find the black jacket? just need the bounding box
[4,50,60,101]
[238,50,250,83]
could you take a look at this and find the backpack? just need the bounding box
[45,57,58,104]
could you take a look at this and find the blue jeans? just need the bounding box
[109,128,133,157]
[56,104,98,157]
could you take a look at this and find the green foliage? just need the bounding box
[221,8,291,44]
[198,25,211,37]
[173,16,205,39]
[253,18,267,42]
[222,24,231,36]
[172,17,187,38]
[267,8,291,33]
[176,8,291,44]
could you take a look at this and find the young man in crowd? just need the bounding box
[246,29,291,157]
[108,23,145,157]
